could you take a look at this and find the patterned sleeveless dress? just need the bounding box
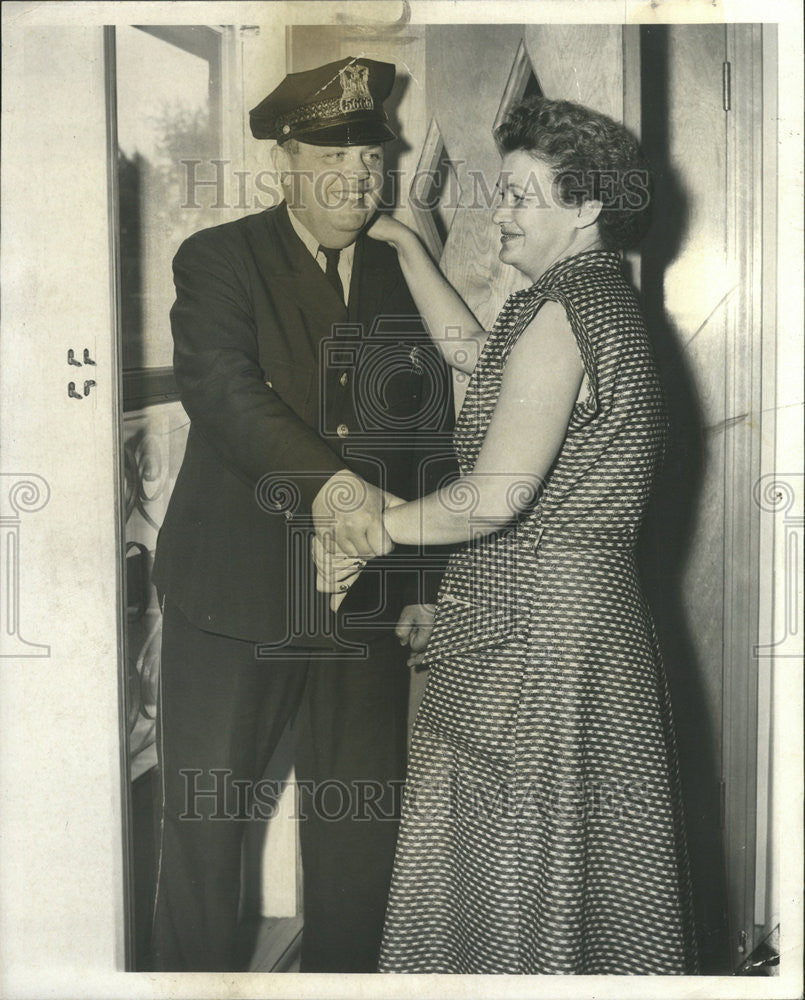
[378,250,698,975]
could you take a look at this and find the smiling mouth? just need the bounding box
[329,193,372,209]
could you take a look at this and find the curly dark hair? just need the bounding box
[494,96,652,251]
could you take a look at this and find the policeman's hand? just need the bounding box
[311,535,365,612]
[396,603,436,669]
[312,470,393,560]
[312,534,364,593]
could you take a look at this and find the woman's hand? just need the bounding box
[395,603,437,669]
[311,469,392,560]
[366,212,412,249]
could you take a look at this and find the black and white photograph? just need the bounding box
[0,1,802,997]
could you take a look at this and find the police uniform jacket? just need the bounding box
[152,202,456,646]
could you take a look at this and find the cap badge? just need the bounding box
[338,63,374,114]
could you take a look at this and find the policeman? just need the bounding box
[151,56,455,971]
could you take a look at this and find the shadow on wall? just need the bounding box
[380,67,412,206]
[636,25,730,974]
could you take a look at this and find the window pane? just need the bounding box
[116,25,219,371]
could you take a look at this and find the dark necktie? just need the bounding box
[318,245,344,303]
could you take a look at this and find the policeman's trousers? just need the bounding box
[150,600,409,972]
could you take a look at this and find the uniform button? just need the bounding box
[336,423,349,438]
[339,371,349,387]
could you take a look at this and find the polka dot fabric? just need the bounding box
[378,251,698,974]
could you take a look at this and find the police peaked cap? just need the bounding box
[249,56,396,146]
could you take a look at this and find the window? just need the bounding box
[115,25,226,406]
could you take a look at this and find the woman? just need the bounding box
[317,96,697,974]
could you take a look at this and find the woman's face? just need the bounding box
[492,150,583,281]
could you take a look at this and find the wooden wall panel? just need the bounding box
[430,25,627,400]
[524,24,624,121]
[426,25,527,335]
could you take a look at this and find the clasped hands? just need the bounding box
[311,469,434,666]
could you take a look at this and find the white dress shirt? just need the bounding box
[286,206,355,303]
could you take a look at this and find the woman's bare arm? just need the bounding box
[383,301,584,545]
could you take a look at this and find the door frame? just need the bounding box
[721,22,776,969]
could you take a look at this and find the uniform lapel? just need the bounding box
[349,232,401,332]
[262,204,349,330]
